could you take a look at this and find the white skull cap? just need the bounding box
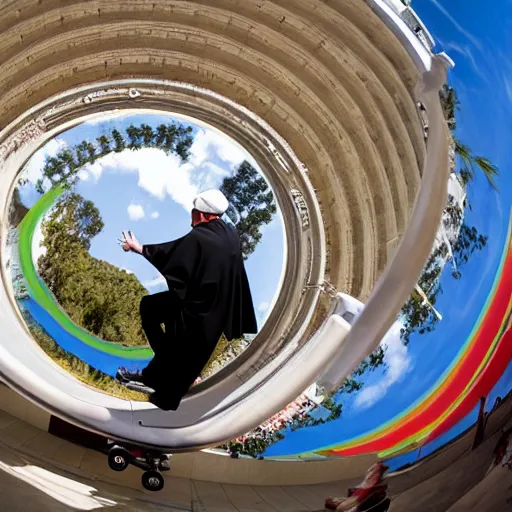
[193,189,229,215]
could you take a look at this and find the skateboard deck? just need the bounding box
[123,381,154,394]
[115,370,154,394]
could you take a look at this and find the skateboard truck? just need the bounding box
[106,439,171,491]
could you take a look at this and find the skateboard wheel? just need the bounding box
[142,470,164,491]
[108,448,129,472]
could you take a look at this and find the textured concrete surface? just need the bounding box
[1,397,511,511]
[0,440,189,512]
[0,0,427,302]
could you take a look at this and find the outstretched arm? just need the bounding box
[120,231,178,265]
[141,237,185,274]
[144,234,200,303]
[120,230,199,304]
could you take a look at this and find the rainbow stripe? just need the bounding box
[312,209,512,459]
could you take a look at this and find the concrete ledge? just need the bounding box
[2,387,511,511]
[0,384,50,431]
[0,385,376,485]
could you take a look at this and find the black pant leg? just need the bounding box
[139,292,173,355]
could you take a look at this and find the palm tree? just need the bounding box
[59,149,77,171]
[140,124,154,146]
[75,142,89,166]
[155,124,167,150]
[86,142,96,163]
[96,135,111,156]
[454,138,499,190]
[111,129,125,153]
[439,84,499,190]
[126,124,141,149]
[162,124,177,154]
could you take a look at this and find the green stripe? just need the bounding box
[19,186,153,359]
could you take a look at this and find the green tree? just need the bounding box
[289,394,342,433]
[35,122,194,195]
[86,141,97,162]
[140,124,154,145]
[38,192,148,346]
[75,141,90,167]
[111,129,126,153]
[126,124,142,149]
[399,218,488,345]
[96,134,112,156]
[396,83,498,346]
[221,160,277,259]
[42,192,104,251]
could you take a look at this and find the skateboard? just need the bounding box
[106,440,171,491]
[122,380,154,394]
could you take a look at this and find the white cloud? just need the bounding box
[127,203,145,221]
[85,148,196,208]
[353,321,413,410]
[21,138,68,185]
[258,301,270,312]
[256,300,273,329]
[203,162,231,178]
[429,0,482,50]
[143,275,167,290]
[74,126,258,214]
[77,169,89,181]
[151,211,160,219]
[190,129,250,167]
[80,160,104,182]
[440,40,489,84]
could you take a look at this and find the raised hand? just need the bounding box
[120,231,143,254]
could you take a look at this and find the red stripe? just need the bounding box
[331,254,512,456]
[426,326,512,442]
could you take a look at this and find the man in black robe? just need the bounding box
[118,189,257,411]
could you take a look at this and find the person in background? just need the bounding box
[325,461,391,511]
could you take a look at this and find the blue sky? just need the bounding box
[19,112,285,331]
[264,0,512,458]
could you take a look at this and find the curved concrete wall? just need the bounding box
[0,0,453,482]
[0,0,427,300]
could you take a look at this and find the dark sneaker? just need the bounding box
[117,367,145,384]
[149,392,180,411]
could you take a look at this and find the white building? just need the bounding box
[381,0,436,51]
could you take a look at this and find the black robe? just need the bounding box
[140,219,257,408]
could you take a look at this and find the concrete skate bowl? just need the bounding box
[0,0,453,456]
